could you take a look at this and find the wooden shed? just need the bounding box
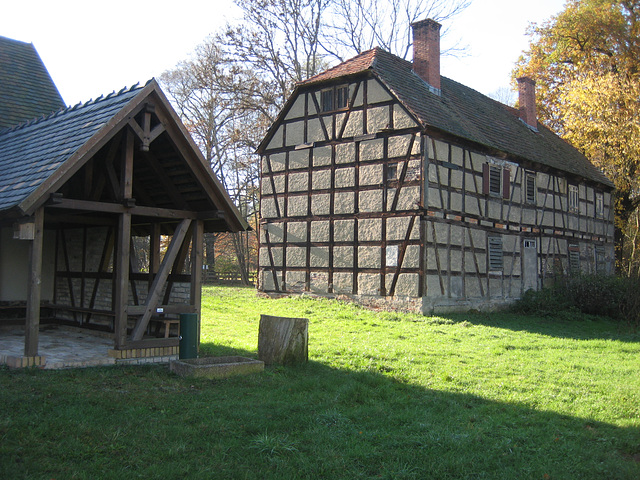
[0,77,248,367]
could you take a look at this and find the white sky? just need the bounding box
[1,0,566,107]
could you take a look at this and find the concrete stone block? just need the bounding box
[359,138,384,162]
[433,139,448,162]
[451,145,464,166]
[367,106,389,133]
[286,246,307,267]
[450,192,463,212]
[335,142,356,164]
[286,271,306,291]
[358,272,380,295]
[310,221,330,243]
[285,121,304,146]
[288,172,309,192]
[310,246,330,267]
[359,190,383,213]
[359,163,382,186]
[334,219,355,242]
[333,246,354,268]
[343,110,363,137]
[310,272,329,293]
[312,170,332,190]
[402,245,420,268]
[469,152,486,172]
[287,222,307,243]
[425,274,444,297]
[314,146,332,166]
[311,194,331,216]
[396,186,420,211]
[262,223,284,243]
[334,191,355,215]
[266,125,283,150]
[261,270,283,291]
[358,246,381,268]
[388,134,411,158]
[287,195,308,217]
[308,118,326,143]
[393,105,418,130]
[333,272,353,294]
[335,167,355,188]
[286,95,305,120]
[389,273,419,297]
[368,79,392,103]
[269,153,286,172]
[289,149,309,169]
[358,218,382,241]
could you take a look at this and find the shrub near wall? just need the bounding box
[513,274,640,331]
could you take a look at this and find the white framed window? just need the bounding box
[595,192,604,218]
[568,184,579,212]
[488,236,504,272]
[386,244,399,267]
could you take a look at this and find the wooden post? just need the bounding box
[258,315,308,366]
[190,220,204,351]
[114,212,131,349]
[25,207,44,357]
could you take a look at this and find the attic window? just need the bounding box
[568,185,579,212]
[320,85,349,112]
[525,172,536,204]
[482,162,510,199]
[595,192,604,218]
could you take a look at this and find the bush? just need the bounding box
[512,274,640,331]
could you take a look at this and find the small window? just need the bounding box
[387,163,398,181]
[321,89,333,112]
[336,85,349,109]
[386,244,399,267]
[483,163,510,199]
[568,244,580,273]
[525,172,536,204]
[488,236,504,272]
[568,185,579,212]
[595,192,604,218]
[320,85,349,112]
[523,239,536,249]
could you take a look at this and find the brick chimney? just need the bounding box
[517,77,538,130]
[411,18,441,92]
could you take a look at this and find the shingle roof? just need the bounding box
[0,36,65,129]
[0,84,140,213]
[301,47,613,188]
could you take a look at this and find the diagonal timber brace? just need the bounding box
[130,219,192,341]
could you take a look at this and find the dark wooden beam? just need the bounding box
[130,219,192,341]
[47,197,201,220]
[191,220,204,351]
[24,207,44,357]
[114,212,131,348]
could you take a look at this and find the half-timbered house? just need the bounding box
[0,37,248,367]
[257,19,615,313]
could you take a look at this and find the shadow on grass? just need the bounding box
[438,310,640,343]
[1,355,639,479]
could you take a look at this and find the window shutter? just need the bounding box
[482,163,489,194]
[502,167,510,199]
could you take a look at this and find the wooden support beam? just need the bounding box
[47,197,201,220]
[25,207,44,357]
[114,212,131,348]
[130,219,192,341]
[191,220,204,351]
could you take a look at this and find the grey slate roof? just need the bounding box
[0,36,65,129]
[0,85,139,213]
[295,47,614,188]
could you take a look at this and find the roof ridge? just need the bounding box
[0,81,149,135]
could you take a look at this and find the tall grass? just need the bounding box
[1,285,639,479]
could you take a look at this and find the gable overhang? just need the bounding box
[13,80,248,232]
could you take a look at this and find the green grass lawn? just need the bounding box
[1,285,639,479]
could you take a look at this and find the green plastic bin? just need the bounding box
[179,313,198,359]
